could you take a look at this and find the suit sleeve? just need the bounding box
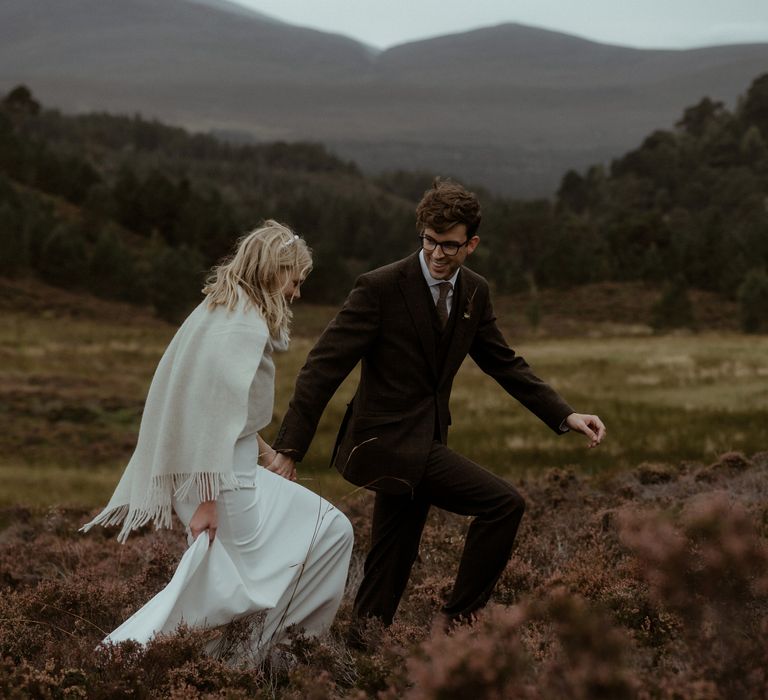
[469,284,573,434]
[273,274,380,460]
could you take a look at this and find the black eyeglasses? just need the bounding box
[419,233,469,257]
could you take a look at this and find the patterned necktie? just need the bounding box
[436,282,452,329]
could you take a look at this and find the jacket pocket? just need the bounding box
[353,412,404,431]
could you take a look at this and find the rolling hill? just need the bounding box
[1,0,767,195]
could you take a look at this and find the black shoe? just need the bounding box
[345,615,385,652]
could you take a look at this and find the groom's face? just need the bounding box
[422,223,480,280]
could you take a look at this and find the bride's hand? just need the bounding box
[189,500,218,544]
[260,446,278,467]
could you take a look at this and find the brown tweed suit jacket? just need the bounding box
[273,251,573,494]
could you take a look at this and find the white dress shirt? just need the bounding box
[418,250,460,315]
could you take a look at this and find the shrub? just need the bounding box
[619,493,768,696]
[651,276,694,330]
[0,201,28,275]
[738,267,768,333]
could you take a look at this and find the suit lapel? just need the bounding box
[440,272,477,384]
[398,253,438,381]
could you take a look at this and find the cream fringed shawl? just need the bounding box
[81,297,270,543]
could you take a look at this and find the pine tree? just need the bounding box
[148,243,204,321]
[37,223,88,287]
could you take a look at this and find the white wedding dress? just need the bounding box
[102,382,354,661]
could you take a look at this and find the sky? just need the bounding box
[233,0,768,50]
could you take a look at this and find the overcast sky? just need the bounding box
[233,0,768,50]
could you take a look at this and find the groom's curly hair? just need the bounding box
[415,177,482,239]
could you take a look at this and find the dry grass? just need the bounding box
[1,277,766,507]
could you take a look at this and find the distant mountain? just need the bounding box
[186,0,280,22]
[1,0,767,195]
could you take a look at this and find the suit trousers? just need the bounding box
[352,441,526,625]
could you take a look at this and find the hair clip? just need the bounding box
[281,234,300,249]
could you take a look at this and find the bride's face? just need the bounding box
[280,270,303,303]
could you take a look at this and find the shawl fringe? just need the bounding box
[80,472,242,543]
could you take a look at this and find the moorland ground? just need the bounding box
[1,277,767,698]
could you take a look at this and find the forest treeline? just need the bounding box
[1,76,767,328]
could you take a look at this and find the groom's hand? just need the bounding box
[565,412,607,448]
[268,452,297,481]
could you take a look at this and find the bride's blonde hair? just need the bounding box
[202,220,312,337]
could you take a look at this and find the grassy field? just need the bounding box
[1,284,766,509]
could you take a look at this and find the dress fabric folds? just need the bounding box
[104,433,354,658]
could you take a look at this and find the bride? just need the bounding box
[81,221,353,660]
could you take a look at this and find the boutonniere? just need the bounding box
[463,288,477,320]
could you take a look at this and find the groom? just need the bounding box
[271,179,605,629]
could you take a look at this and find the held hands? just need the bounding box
[265,451,297,482]
[565,412,607,448]
[189,500,218,544]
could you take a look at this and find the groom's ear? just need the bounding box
[466,236,480,255]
